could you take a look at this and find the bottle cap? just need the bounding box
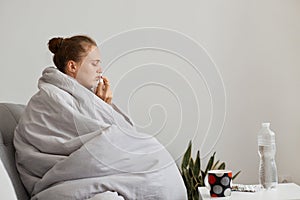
[262,123,270,128]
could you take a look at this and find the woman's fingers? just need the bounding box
[96,81,104,96]
[103,78,112,104]
[102,77,110,98]
[105,90,113,104]
[95,76,113,104]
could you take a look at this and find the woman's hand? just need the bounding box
[95,76,113,104]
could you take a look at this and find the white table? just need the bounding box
[199,183,300,200]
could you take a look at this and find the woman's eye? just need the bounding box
[92,60,101,67]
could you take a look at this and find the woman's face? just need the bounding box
[75,46,102,90]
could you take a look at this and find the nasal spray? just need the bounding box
[91,73,103,92]
[100,73,104,84]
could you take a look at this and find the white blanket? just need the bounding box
[14,67,187,200]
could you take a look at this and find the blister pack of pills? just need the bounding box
[232,184,262,192]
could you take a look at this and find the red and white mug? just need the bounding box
[206,170,233,197]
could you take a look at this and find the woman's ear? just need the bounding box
[65,60,78,78]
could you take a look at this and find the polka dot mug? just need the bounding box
[207,170,232,197]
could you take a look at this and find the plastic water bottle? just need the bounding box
[258,122,278,189]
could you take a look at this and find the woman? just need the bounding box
[14,35,187,200]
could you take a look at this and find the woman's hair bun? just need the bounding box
[48,37,64,54]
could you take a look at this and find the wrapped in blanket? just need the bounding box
[14,67,187,200]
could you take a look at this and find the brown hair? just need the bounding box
[48,35,97,73]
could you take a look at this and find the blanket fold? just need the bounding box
[14,67,187,200]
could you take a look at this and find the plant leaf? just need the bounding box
[193,150,201,177]
[204,152,215,174]
[183,169,191,189]
[232,170,241,180]
[188,168,195,192]
[189,157,195,171]
[197,175,203,186]
[200,170,206,186]
[212,160,220,170]
[188,167,194,178]
[189,167,199,191]
[181,141,192,172]
[192,188,199,200]
[218,162,226,170]
[194,182,201,188]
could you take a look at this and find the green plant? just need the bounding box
[180,141,241,200]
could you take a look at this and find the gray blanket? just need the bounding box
[14,67,187,200]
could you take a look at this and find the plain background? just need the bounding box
[0,0,299,186]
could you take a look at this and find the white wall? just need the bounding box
[0,0,299,185]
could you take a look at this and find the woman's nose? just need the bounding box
[96,66,102,73]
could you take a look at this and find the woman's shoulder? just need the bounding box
[23,85,74,117]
